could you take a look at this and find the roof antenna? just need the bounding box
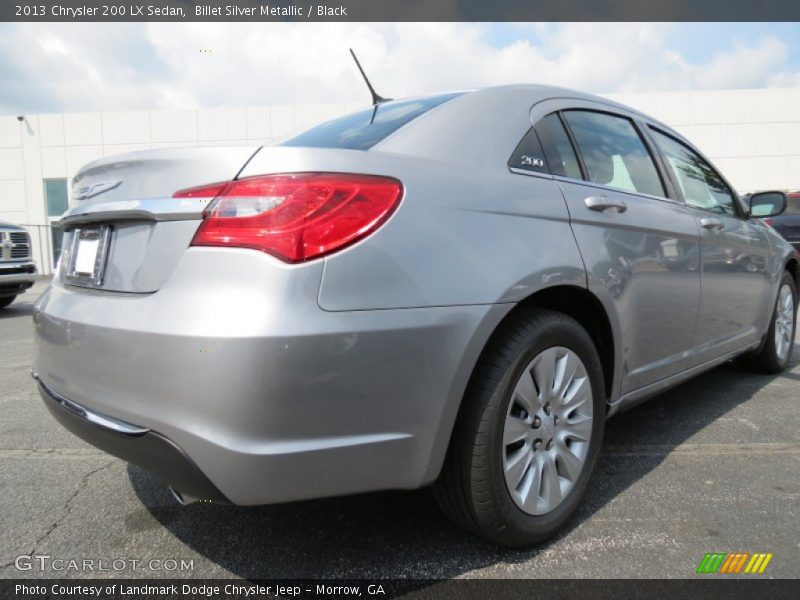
[349,48,391,106]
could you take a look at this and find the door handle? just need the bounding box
[700,217,724,232]
[584,196,627,213]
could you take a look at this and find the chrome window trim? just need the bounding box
[551,174,685,206]
[508,166,555,180]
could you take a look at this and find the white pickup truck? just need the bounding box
[0,220,37,308]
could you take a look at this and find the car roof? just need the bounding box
[374,84,669,167]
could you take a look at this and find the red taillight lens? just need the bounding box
[180,173,402,263]
[763,217,774,227]
[173,182,229,198]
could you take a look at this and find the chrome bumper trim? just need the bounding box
[31,371,149,436]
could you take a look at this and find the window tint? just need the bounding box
[649,128,737,216]
[508,128,549,174]
[280,93,463,151]
[562,110,665,198]
[534,113,582,179]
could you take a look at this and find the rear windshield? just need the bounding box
[279,93,463,151]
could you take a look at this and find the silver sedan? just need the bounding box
[33,85,798,546]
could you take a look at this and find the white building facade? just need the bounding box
[1,87,799,275]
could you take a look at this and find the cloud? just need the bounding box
[0,22,798,114]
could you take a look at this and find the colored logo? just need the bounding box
[696,552,773,574]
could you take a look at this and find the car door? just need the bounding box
[530,105,702,395]
[647,127,774,364]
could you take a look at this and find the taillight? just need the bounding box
[176,173,403,263]
[173,182,229,198]
[763,218,774,228]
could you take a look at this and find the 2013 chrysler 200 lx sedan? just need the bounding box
[32,85,798,546]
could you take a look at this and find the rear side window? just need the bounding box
[649,128,737,217]
[508,128,549,174]
[280,93,463,151]
[534,113,582,179]
[562,110,665,198]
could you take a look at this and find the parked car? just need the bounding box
[32,85,798,547]
[746,190,800,251]
[0,220,37,308]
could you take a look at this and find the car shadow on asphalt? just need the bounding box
[0,298,36,319]
[128,346,798,579]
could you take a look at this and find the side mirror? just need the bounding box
[748,191,787,218]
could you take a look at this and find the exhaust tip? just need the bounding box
[169,486,199,506]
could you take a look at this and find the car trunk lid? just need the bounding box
[59,146,260,293]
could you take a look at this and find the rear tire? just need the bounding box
[433,309,605,547]
[0,296,16,309]
[742,272,797,374]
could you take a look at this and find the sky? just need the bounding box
[2,22,800,115]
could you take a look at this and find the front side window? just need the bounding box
[562,110,665,198]
[649,128,738,217]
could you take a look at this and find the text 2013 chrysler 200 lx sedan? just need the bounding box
[32,86,798,546]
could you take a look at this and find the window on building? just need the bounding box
[43,178,68,267]
[562,110,665,198]
[50,228,64,268]
[44,179,69,217]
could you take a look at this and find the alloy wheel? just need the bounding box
[775,284,795,361]
[502,346,593,515]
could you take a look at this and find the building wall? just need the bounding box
[1,87,798,274]
[605,88,800,193]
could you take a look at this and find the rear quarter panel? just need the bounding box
[240,147,587,311]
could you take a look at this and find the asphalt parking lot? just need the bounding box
[1,279,798,580]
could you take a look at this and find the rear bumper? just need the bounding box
[33,374,228,502]
[32,249,504,504]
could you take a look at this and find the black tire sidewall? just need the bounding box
[764,273,797,371]
[474,313,605,545]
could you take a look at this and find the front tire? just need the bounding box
[743,272,797,373]
[0,296,16,309]
[433,310,605,547]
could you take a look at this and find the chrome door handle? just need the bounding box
[584,196,627,213]
[700,217,724,232]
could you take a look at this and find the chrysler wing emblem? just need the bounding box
[73,179,122,201]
